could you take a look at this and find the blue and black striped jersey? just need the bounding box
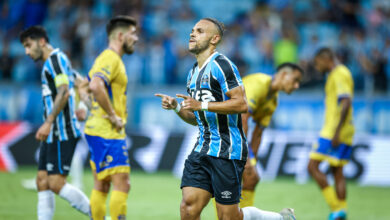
[186,52,248,161]
[41,48,81,143]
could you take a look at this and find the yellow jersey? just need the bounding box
[85,49,128,139]
[243,73,278,127]
[320,64,354,145]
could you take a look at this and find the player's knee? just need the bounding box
[180,196,200,218]
[36,173,49,190]
[48,175,66,194]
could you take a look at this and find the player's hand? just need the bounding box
[106,114,123,132]
[75,108,87,121]
[331,133,340,148]
[155,93,178,110]
[176,94,201,111]
[35,121,52,141]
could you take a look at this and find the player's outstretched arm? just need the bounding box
[36,83,70,141]
[89,76,123,131]
[155,93,197,126]
[177,86,248,115]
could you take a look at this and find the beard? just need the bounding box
[123,42,135,54]
[189,39,210,55]
[31,49,43,62]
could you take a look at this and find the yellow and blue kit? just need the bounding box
[242,73,278,164]
[310,64,355,166]
[85,49,130,180]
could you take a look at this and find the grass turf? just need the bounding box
[0,166,389,219]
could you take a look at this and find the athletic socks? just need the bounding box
[90,189,108,219]
[37,190,55,220]
[58,183,90,215]
[338,199,347,210]
[240,190,255,208]
[242,207,283,220]
[109,190,128,220]
[321,186,340,211]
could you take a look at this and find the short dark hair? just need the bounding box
[106,15,137,36]
[315,47,334,60]
[19,26,49,43]
[276,62,304,75]
[201,17,225,37]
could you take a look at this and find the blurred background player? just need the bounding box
[71,69,91,190]
[19,26,90,219]
[84,15,138,220]
[308,47,355,220]
[240,62,303,208]
[156,18,296,220]
[21,70,91,191]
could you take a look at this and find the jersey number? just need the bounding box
[191,89,216,102]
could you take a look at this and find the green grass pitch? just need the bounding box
[1,166,389,219]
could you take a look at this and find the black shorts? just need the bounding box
[38,137,78,175]
[181,151,246,205]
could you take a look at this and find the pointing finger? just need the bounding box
[176,94,190,99]
[155,93,167,98]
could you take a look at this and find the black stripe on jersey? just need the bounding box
[51,54,73,138]
[215,56,239,90]
[196,68,211,154]
[50,54,63,75]
[209,74,231,157]
[217,114,231,158]
[237,113,248,159]
[210,73,223,102]
[45,69,59,136]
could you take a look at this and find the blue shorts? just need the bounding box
[309,137,352,167]
[85,134,130,180]
[247,146,257,166]
[181,151,246,205]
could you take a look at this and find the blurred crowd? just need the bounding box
[0,0,389,94]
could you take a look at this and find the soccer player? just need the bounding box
[240,63,303,208]
[84,15,138,220]
[308,48,354,220]
[20,26,90,219]
[156,18,295,220]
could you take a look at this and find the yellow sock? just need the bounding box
[240,190,255,208]
[321,186,340,211]
[212,198,219,220]
[90,189,108,220]
[338,200,347,210]
[109,191,128,220]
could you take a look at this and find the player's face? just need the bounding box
[22,38,43,61]
[282,70,302,94]
[122,25,138,54]
[314,56,329,74]
[189,20,214,54]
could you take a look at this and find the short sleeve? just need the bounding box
[51,53,72,87]
[88,52,117,85]
[334,73,352,99]
[212,56,242,95]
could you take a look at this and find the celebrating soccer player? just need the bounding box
[240,63,303,208]
[156,18,295,220]
[19,26,90,219]
[308,48,355,220]
[84,16,138,220]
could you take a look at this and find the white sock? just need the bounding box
[59,183,90,216]
[242,207,283,220]
[70,153,84,189]
[38,190,55,220]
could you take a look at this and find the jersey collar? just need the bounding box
[198,51,219,71]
